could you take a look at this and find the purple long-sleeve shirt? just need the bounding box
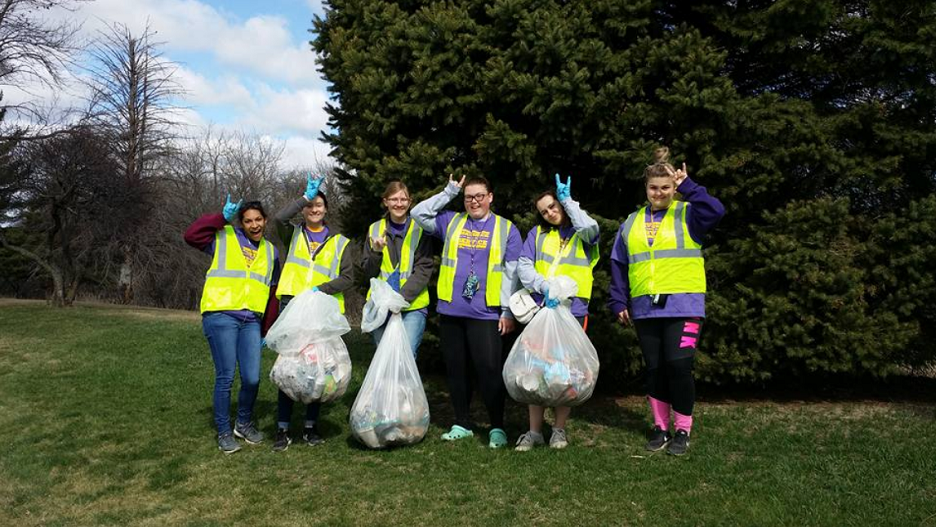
[607,177,725,319]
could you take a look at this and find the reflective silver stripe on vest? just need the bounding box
[440,213,465,268]
[535,227,592,267]
[285,227,306,267]
[326,237,349,278]
[674,202,686,249]
[403,226,422,279]
[620,211,639,246]
[286,228,341,277]
[206,230,273,285]
[488,215,510,273]
[628,248,702,264]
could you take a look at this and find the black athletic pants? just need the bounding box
[633,317,702,416]
[439,315,506,430]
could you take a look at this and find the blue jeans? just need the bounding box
[370,310,427,358]
[202,312,262,435]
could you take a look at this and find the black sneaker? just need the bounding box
[302,427,324,446]
[645,426,672,452]
[272,428,291,452]
[218,433,241,454]
[667,429,690,456]
[234,421,264,445]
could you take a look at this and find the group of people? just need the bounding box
[184,147,725,457]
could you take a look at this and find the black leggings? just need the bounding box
[275,294,321,428]
[439,315,506,430]
[633,317,702,416]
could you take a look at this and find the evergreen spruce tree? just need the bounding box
[312,0,936,383]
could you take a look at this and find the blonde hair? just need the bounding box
[643,146,677,181]
[382,180,410,200]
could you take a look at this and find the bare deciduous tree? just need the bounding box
[82,21,183,302]
[0,0,87,138]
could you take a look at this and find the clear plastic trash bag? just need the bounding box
[350,280,430,448]
[361,277,410,334]
[503,276,600,407]
[266,290,353,404]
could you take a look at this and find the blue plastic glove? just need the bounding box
[543,285,560,309]
[305,172,322,201]
[222,193,242,222]
[311,286,319,292]
[555,173,571,201]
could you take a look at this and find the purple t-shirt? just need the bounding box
[520,225,594,318]
[204,227,280,323]
[607,177,725,320]
[429,211,521,320]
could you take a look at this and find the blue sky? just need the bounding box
[10,0,334,167]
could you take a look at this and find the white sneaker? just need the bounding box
[514,430,545,452]
[549,428,568,449]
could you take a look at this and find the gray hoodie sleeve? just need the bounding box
[411,182,461,235]
[274,197,307,246]
[517,255,545,295]
[560,197,600,245]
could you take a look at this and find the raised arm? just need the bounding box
[410,174,464,236]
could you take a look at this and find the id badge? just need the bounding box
[462,271,480,299]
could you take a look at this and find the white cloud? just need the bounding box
[238,85,330,136]
[173,66,254,109]
[63,0,323,87]
[280,135,334,170]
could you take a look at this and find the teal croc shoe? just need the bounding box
[441,425,474,441]
[488,428,508,449]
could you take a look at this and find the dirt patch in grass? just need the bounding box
[0,298,200,322]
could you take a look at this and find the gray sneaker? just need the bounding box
[667,429,690,456]
[549,428,568,449]
[645,426,672,452]
[217,433,241,454]
[234,421,264,444]
[514,430,545,452]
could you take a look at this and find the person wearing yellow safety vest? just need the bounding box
[411,174,522,449]
[270,174,354,452]
[608,147,725,456]
[514,175,600,452]
[184,197,280,455]
[361,180,434,357]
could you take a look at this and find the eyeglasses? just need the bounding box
[385,197,410,204]
[464,192,489,204]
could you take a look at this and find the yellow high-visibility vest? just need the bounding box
[532,225,599,300]
[277,226,350,313]
[436,213,513,307]
[200,226,274,314]
[365,218,430,310]
[623,201,705,297]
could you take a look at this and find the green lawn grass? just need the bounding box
[1,301,934,526]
